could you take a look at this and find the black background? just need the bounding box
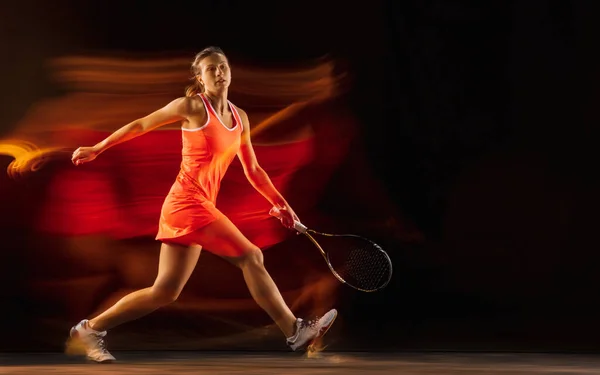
[1,0,600,353]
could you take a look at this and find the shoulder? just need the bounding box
[231,103,249,124]
[166,95,206,116]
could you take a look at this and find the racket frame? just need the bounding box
[269,207,393,292]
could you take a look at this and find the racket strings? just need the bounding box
[340,246,391,290]
[320,234,392,291]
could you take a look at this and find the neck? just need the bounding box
[204,90,228,115]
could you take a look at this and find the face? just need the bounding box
[197,53,231,91]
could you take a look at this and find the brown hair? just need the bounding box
[185,46,227,97]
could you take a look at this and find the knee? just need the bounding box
[235,246,264,270]
[150,286,181,305]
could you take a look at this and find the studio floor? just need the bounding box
[2,351,600,374]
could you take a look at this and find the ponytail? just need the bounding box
[185,82,199,97]
[185,80,204,97]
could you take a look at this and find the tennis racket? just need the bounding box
[269,207,393,292]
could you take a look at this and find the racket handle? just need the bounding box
[293,221,308,233]
[269,206,308,233]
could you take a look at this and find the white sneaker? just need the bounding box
[286,309,338,351]
[66,319,115,363]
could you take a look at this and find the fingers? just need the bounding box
[72,146,86,155]
[284,218,294,229]
[281,214,295,229]
[71,147,96,166]
[270,206,297,229]
[73,157,91,166]
[72,148,84,163]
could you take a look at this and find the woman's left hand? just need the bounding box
[274,205,300,230]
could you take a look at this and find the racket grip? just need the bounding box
[269,206,307,234]
[293,221,308,233]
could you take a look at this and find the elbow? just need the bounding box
[245,165,258,179]
[132,120,148,134]
[245,164,265,183]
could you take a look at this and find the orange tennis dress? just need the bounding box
[156,93,243,249]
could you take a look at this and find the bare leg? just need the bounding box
[236,249,297,338]
[192,216,297,338]
[88,243,201,332]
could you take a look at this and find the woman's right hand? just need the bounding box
[72,146,100,166]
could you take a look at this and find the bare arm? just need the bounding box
[93,97,190,154]
[72,97,192,165]
[235,107,299,228]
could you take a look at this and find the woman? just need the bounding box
[68,46,337,363]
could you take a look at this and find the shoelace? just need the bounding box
[87,332,109,353]
[301,316,321,329]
